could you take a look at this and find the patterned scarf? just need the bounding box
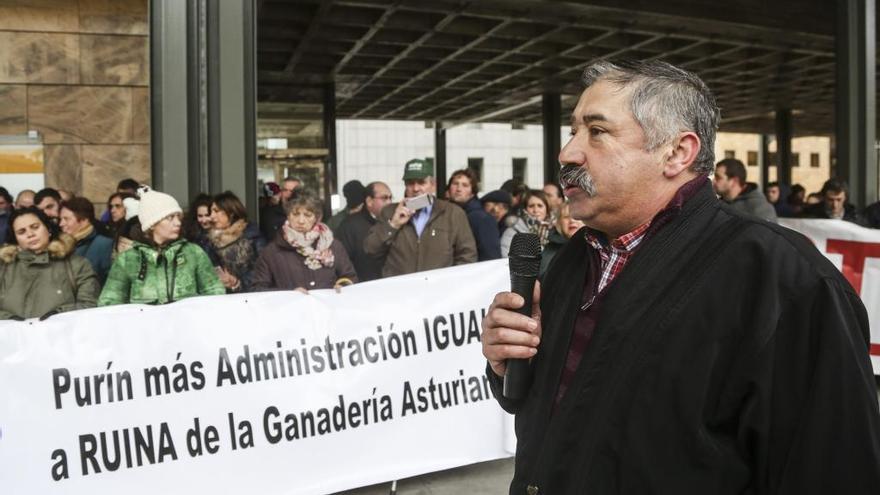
[282,221,335,270]
[521,212,552,247]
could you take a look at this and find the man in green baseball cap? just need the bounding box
[364,158,476,277]
[402,158,433,180]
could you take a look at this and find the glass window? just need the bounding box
[512,158,527,182]
[747,151,758,166]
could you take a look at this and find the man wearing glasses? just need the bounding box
[337,181,393,281]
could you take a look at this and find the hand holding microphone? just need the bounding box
[481,233,542,400]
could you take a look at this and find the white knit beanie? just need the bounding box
[122,197,140,221]
[137,186,182,231]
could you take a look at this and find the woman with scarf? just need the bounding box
[252,191,357,292]
[98,188,225,306]
[539,201,586,278]
[0,207,99,320]
[59,197,114,284]
[206,191,264,292]
[500,189,553,257]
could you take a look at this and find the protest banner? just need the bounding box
[0,260,514,494]
[779,218,880,374]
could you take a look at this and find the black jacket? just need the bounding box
[460,197,501,261]
[259,203,287,241]
[538,227,568,279]
[801,201,864,225]
[489,181,880,494]
[337,208,384,282]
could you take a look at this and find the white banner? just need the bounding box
[4,219,876,494]
[779,219,880,374]
[0,260,514,495]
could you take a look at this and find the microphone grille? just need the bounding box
[509,233,542,275]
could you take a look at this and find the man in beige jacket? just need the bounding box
[364,159,477,277]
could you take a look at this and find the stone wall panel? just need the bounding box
[0,0,79,33]
[131,87,150,143]
[44,144,83,195]
[79,0,148,35]
[82,144,150,201]
[0,0,150,196]
[28,86,132,144]
[0,32,79,84]
[80,34,148,85]
[0,85,27,135]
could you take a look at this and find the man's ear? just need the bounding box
[663,132,700,178]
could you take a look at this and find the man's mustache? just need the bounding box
[558,164,596,197]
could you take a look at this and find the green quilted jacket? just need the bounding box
[98,239,224,306]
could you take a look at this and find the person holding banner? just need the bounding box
[481,60,880,494]
[251,191,357,292]
[207,191,265,293]
[0,206,99,320]
[98,188,225,306]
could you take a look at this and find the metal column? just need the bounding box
[150,0,257,215]
[216,0,256,216]
[242,0,258,217]
[542,93,561,185]
[322,82,338,218]
[775,109,793,188]
[836,0,877,208]
[759,134,771,186]
[150,0,191,201]
[434,123,447,198]
[185,0,207,198]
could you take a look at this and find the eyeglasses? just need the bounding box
[109,203,124,209]
[373,195,393,200]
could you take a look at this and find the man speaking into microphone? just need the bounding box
[481,60,880,494]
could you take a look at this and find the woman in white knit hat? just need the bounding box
[98,187,225,306]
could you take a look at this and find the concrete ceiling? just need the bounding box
[257,0,840,136]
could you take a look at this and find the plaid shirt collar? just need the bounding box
[582,176,708,296]
[584,221,651,254]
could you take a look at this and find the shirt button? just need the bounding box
[526,484,539,495]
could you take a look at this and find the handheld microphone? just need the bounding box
[503,233,542,400]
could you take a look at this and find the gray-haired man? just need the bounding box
[481,60,880,494]
[364,158,476,277]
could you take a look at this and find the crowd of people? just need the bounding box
[712,156,880,227]
[0,151,877,321]
[0,160,577,321]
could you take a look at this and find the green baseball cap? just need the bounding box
[402,158,434,180]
